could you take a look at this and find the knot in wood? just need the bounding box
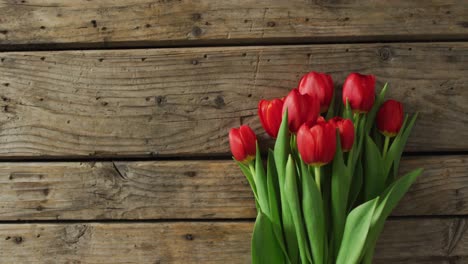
[156,96,167,106]
[191,26,202,37]
[191,13,202,21]
[214,95,225,109]
[14,236,23,244]
[379,47,391,61]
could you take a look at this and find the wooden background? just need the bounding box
[0,0,467,263]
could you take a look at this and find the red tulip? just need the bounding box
[283,89,320,133]
[377,99,404,137]
[298,71,334,113]
[258,98,284,138]
[229,125,257,163]
[342,73,376,113]
[297,121,336,166]
[329,117,355,152]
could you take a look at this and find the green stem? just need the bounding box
[314,166,322,194]
[246,162,260,210]
[382,136,390,159]
[353,112,360,124]
[248,163,256,179]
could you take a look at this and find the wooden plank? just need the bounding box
[373,218,468,263]
[0,43,466,157]
[0,1,467,49]
[0,155,464,221]
[0,218,465,263]
[394,155,468,216]
[0,160,255,220]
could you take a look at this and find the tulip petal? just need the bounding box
[239,125,257,158]
[229,128,246,161]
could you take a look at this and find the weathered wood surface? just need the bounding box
[0,0,467,49]
[0,218,465,263]
[0,155,463,220]
[0,43,466,157]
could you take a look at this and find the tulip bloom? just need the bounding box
[329,117,355,152]
[342,73,376,113]
[229,125,257,163]
[297,122,336,166]
[283,89,320,133]
[298,71,334,113]
[258,98,284,138]
[377,99,404,137]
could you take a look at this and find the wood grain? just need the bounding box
[394,155,468,216]
[0,0,467,49]
[0,218,465,263]
[0,43,466,157]
[0,155,463,221]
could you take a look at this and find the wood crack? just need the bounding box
[112,162,127,181]
[447,218,468,256]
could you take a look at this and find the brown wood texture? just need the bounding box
[0,42,466,157]
[0,218,465,263]
[0,155,462,221]
[0,0,467,49]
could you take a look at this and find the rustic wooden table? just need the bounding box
[0,1,467,263]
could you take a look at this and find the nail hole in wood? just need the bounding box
[14,236,23,244]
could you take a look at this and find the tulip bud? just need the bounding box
[297,122,336,166]
[376,99,404,137]
[283,88,320,133]
[329,117,355,152]
[258,98,284,138]
[342,73,376,113]
[298,71,334,113]
[229,125,257,163]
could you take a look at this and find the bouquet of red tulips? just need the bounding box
[229,72,423,264]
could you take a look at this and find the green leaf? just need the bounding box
[235,160,258,202]
[364,83,388,134]
[325,90,336,120]
[273,110,298,262]
[301,159,326,264]
[336,198,378,264]
[362,168,423,264]
[384,113,418,179]
[364,136,385,200]
[331,132,350,259]
[254,142,269,215]
[348,115,367,171]
[285,155,312,263]
[282,207,299,263]
[266,150,288,260]
[371,125,384,150]
[252,212,287,264]
[347,157,363,211]
[274,109,290,186]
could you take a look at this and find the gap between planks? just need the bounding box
[2,38,468,53]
